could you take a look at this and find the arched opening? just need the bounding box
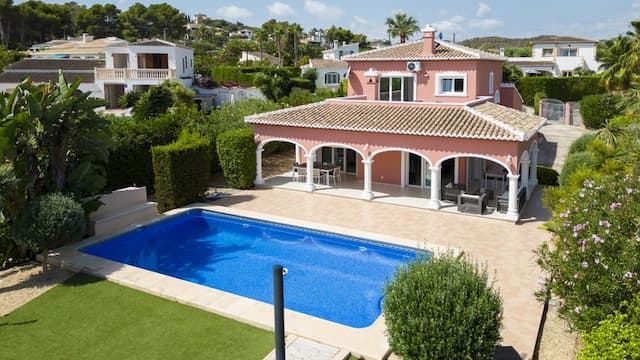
[309,143,366,177]
[256,139,306,185]
[369,148,433,188]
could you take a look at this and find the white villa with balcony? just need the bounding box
[95,39,194,108]
[508,36,601,77]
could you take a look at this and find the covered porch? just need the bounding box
[247,99,545,222]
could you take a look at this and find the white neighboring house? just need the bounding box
[230,29,253,40]
[193,85,264,111]
[239,51,279,66]
[94,39,194,108]
[301,59,348,90]
[508,36,601,77]
[323,40,359,60]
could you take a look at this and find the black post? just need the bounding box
[273,264,285,360]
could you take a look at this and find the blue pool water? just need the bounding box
[81,209,427,328]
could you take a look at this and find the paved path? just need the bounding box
[537,124,590,171]
[215,185,551,359]
[263,336,349,360]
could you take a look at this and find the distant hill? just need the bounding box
[459,35,592,52]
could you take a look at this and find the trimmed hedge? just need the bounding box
[559,151,597,186]
[106,114,182,192]
[568,133,597,156]
[216,128,256,189]
[516,75,605,106]
[152,132,211,212]
[537,165,559,186]
[580,94,621,129]
[384,254,502,359]
[291,77,313,90]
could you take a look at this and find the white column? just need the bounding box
[507,174,520,221]
[305,154,315,192]
[255,147,264,185]
[429,165,441,209]
[530,146,539,188]
[295,145,301,164]
[521,159,531,200]
[362,159,374,200]
[400,152,406,188]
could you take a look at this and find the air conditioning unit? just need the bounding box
[406,61,421,72]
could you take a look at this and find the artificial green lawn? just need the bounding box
[1,273,273,359]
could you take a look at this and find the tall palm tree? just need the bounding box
[385,13,420,44]
[289,23,303,66]
[254,27,268,60]
[598,35,635,92]
[272,23,286,66]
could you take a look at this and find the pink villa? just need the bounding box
[246,26,545,221]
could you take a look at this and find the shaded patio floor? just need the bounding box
[265,172,512,221]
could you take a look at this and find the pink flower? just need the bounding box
[627,188,634,194]
[574,306,581,314]
[610,202,622,210]
[582,261,589,269]
[592,234,604,244]
[624,272,634,279]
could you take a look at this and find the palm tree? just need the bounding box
[289,23,303,66]
[598,35,635,92]
[272,23,286,66]
[254,28,268,60]
[385,13,420,44]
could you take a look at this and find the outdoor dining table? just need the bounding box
[296,163,339,186]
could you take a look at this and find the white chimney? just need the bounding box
[82,33,88,43]
[421,25,436,56]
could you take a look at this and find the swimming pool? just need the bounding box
[81,209,427,328]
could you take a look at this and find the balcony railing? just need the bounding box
[95,68,176,81]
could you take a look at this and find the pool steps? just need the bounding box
[88,186,158,237]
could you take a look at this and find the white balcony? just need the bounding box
[95,68,176,82]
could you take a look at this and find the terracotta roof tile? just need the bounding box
[344,40,505,61]
[309,59,348,68]
[246,100,544,141]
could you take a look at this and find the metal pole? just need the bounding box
[273,264,285,360]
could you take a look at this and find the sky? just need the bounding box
[20,0,640,41]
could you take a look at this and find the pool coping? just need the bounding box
[48,203,459,360]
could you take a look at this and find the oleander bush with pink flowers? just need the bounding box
[537,173,640,331]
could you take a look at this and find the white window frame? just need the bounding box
[324,72,340,85]
[378,72,417,102]
[489,71,494,94]
[435,72,467,97]
[542,48,554,57]
[559,48,578,57]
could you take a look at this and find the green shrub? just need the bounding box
[568,133,597,156]
[106,114,183,192]
[152,132,211,212]
[14,193,86,270]
[516,75,605,106]
[118,91,142,108]
[383,254,503,360]
[534,91,547,115]
[559,151,596,186]
[291,77,313,91]
[537,174,640,331]
[579,294,640,360]
[216,128,256,189]
[537,166,559,186]
[580,94,621,129]
[133,85,174,120]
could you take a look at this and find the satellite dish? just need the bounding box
[438,32,443,40]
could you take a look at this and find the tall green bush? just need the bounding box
[152,132,211,212]
[106,114,183,192]
[568,133,597,156]
[216,128,256,189]
[537,166,559,186]
[534,91,547,115]
[516,76,605,106]
[537,174,640,331]
[383,254,503,360]
[14,193,86,271]
[580,94,621,129]
[559,151,597,186]
[579,294,640,360]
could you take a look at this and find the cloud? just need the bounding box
[216,5,253,20]
[433,15,466,33]
[268,2,295,17]
[633,2,640,8]
[304,0,343,20]
[476,2,491,17]
[350,15,386,39]
[470,18,504,30]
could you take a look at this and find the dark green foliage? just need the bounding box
[216,128,256,189]
[291,78,313,91]
[579,294,640,360]
[254,69,293,101]
[383,254,503,360]
[568,133,597,156]
[502,63,523,83]
[14,193,86,252]
[132,85,173,120]
[118,91,142,108]
[580,94,622,129]
[210,66,302,87]
[106,114,182,192]
[302,68,318,92]
[152,132,210,212]
[537,166,559,186]
[559,151,597,186]
[516,76,606,106]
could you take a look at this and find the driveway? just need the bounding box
[537,124,590,171]
[214,185,551,359]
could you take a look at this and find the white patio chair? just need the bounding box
[313,168,321,184]
[293,167,306,182]
[325,167,342,185]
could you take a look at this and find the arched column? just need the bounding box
[295,145,302,164]
[362,159,374,200]
[507,174,520,221]
[529,145,539,188]
[305,154,315,192]
[521,159,530,200]
[255,147,264,185]
[429,165,441,209]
